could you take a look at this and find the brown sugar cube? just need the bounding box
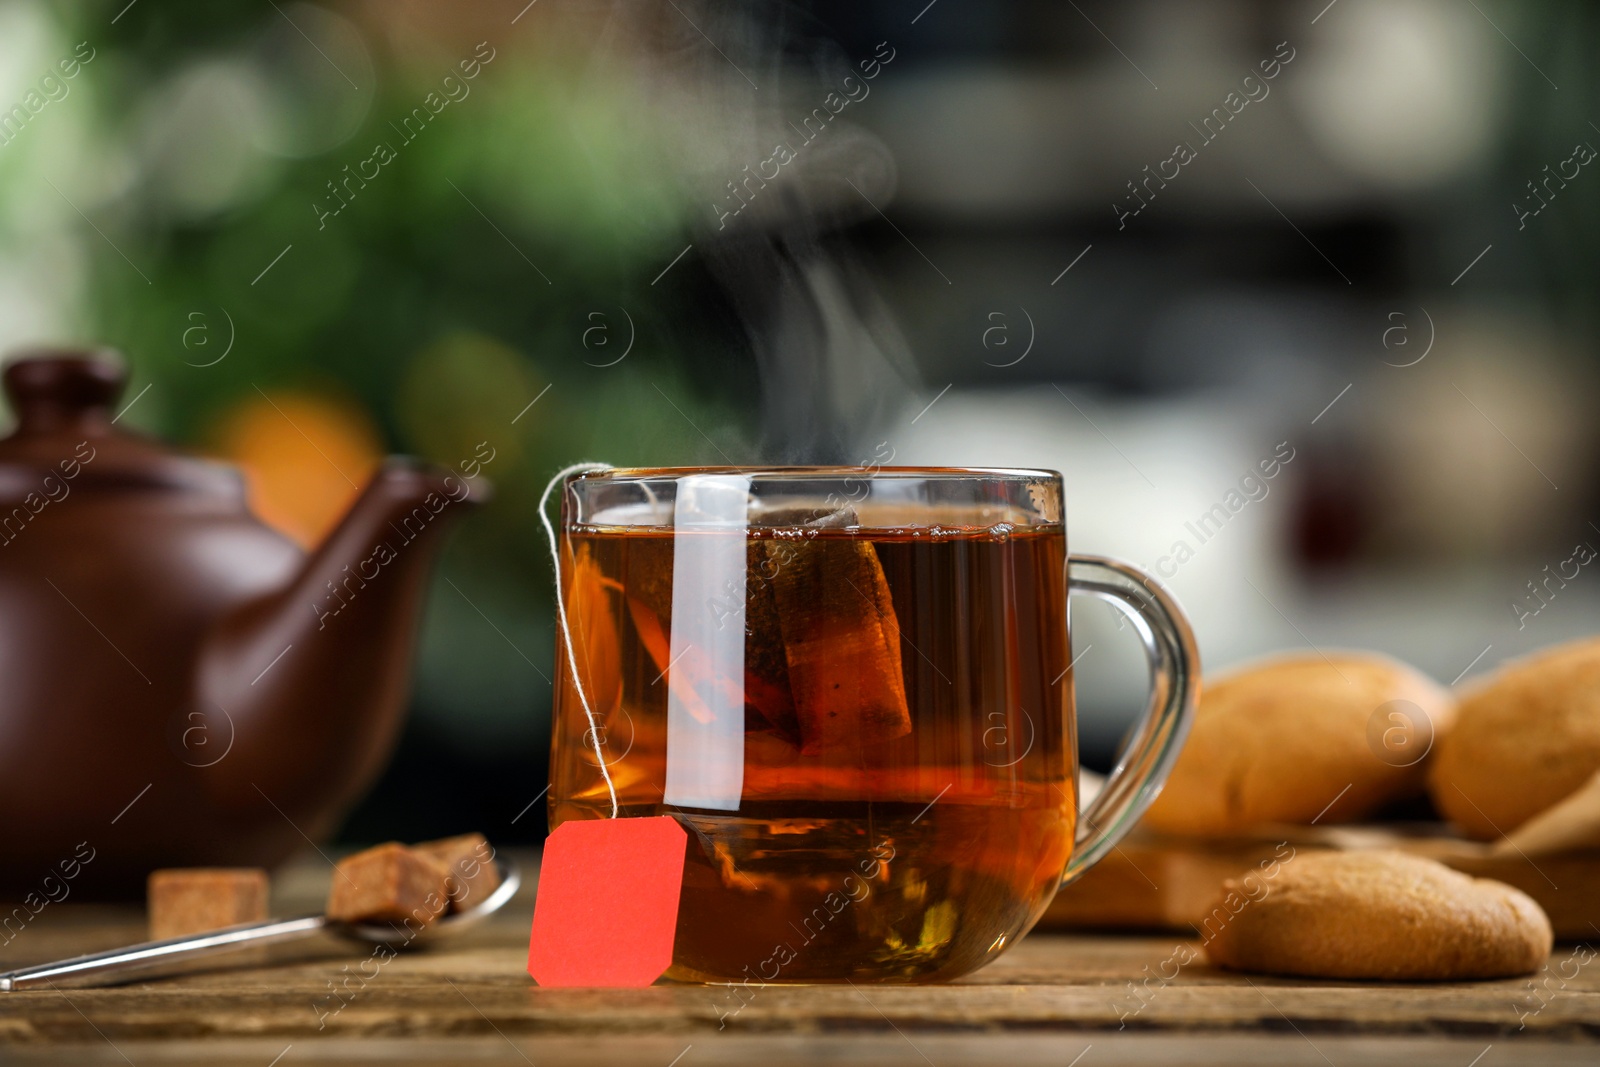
[412,833,502,912]
[326,843,449,927]
[147,868,269,940]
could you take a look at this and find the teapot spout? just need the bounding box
[195,458,487,833]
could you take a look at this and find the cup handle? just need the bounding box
[1060,555,1200,887]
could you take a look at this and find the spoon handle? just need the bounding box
[0,914,327,991]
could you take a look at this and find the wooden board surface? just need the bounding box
[0,850,1595,1065]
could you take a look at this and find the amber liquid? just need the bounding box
[550,523,1075,983]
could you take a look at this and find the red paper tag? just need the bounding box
[527,815,688,988]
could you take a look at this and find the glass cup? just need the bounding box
[549,467,1197,983]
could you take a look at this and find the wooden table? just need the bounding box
[1,851,1596,1066]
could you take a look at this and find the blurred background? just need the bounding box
[1,0,1597,844]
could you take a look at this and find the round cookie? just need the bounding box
[1429,637,1600,840]
[1204,850,1551,980]
[1143,652,1454,836]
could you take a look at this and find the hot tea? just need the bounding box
[550,517,1075,983]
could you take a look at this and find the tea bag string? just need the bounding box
[539,462,620,818]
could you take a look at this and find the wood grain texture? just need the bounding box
[1,1035,1597,1067]
[0,850,1595,1065]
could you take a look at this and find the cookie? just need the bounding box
[1143,652,1454,835]
[1205,850,1551,980]
[1429,637,1600,839]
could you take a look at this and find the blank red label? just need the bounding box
[527,816,687,988]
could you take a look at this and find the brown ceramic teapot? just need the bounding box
[0,349,487,895]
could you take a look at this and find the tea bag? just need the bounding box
[625,505,911,755]
[625,533,800,743]
[740,557,801,741]
[764,506,911,755]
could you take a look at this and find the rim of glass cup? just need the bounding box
[565,466,1065,528]
[569,465,1062,482]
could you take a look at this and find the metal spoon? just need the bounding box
[0,859,521,991]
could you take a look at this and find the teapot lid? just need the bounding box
[0,348,243,500]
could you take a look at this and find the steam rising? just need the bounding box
[602,1,920,463]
